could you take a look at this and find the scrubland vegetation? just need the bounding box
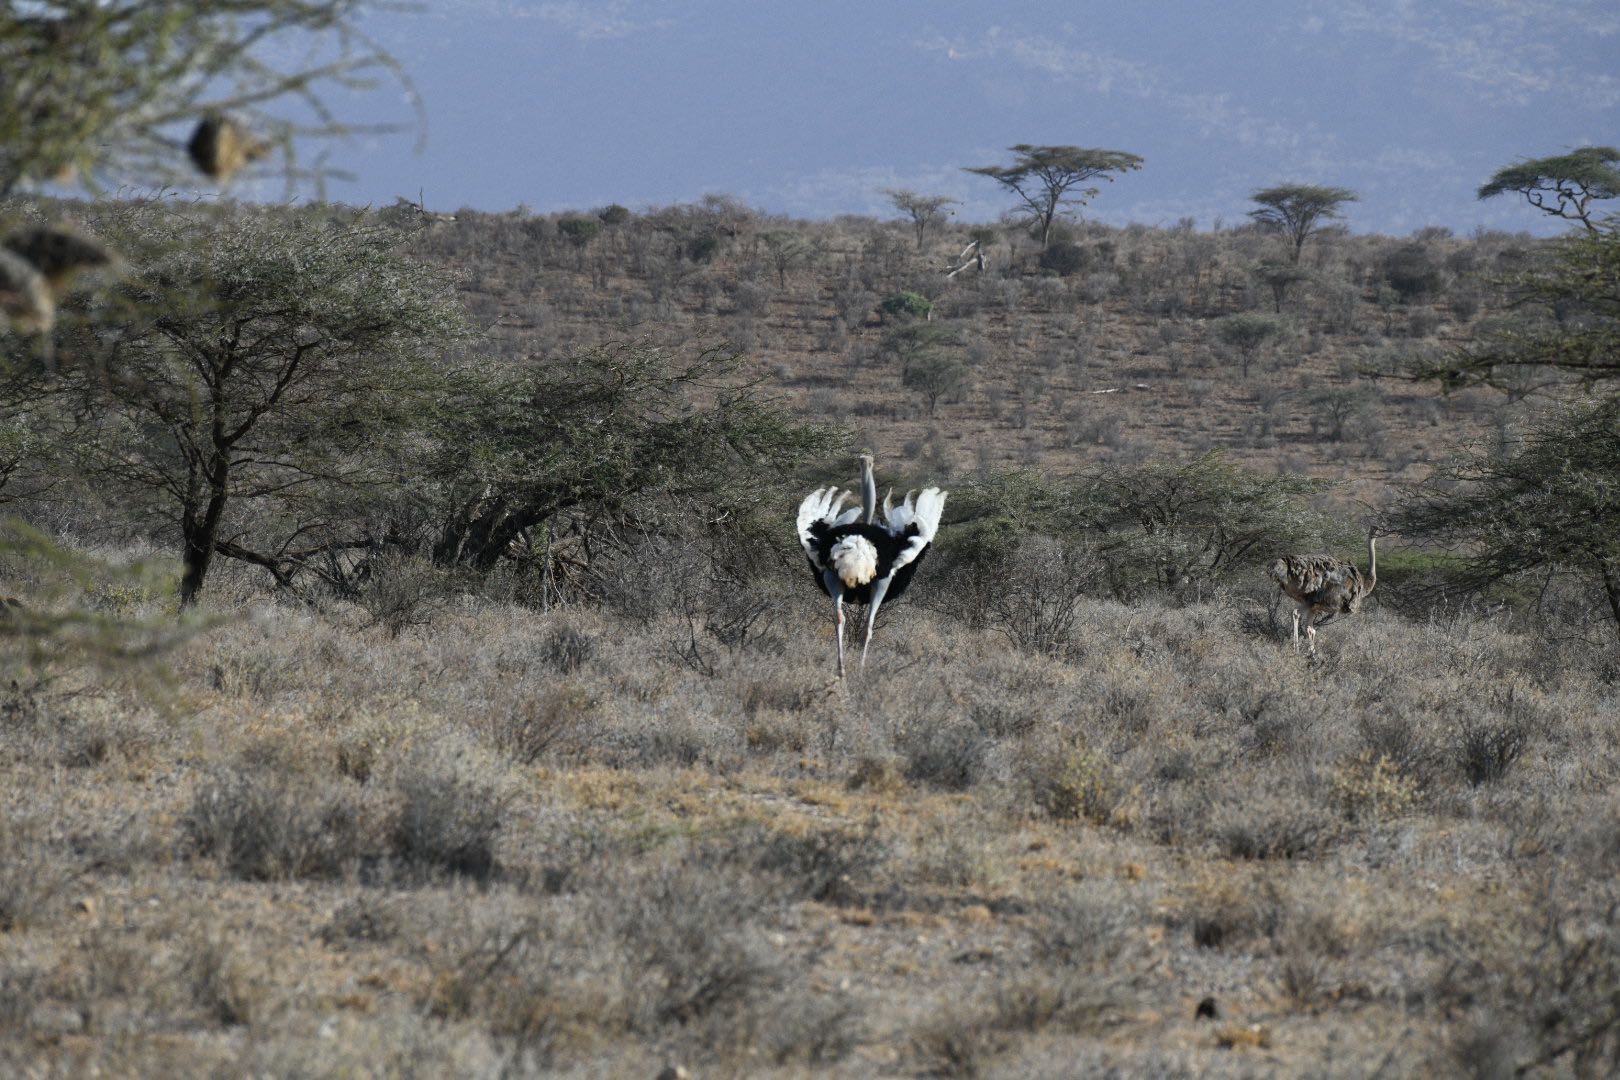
[3,560,1619,1076]
[0,188,1615,1075]
[5,4,1620,1076]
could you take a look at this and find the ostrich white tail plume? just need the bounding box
[830,535,879,588]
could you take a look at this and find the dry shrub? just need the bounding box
[909,1008,1010,1079]
[608,859,787,1035]
[182,931,262,1027]
[901,720,987,791]
[983,535,1101,656]
[488,681,596,765]
[1023,740,1134,826]
[540,624,596,672]
[1442,882,1620,1076]
[319,894,403,949]
[1210,786,1343,861]
[1034,880,1152,970]
[761,991,863,1066]
[0,819,70,932]
[184,764,376,881]
[1356,711,1439,790]
[1451,715,1531,787]
[0,966,43,1033]
[354,554,460,637]
[1181,877,1286,950]
[726,821,888,905]
[846,754,907,795]
[391,765,505,882]
[332,711,425,784]
[1332,752,1418,823]
[1279,929,1337,1012]
[422,899,619,1065]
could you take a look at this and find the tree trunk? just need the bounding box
[1601,561,1620,646]
[179,456,230,607]
[434,497,558,572]
[179,496,227,605]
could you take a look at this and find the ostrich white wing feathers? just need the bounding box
[796,487,849,567]
[887,487,946,571]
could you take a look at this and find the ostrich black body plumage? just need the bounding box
[802,520,930,606]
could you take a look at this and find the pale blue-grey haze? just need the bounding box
[315,0,1618,236]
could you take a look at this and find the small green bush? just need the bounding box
[879,290,932,322]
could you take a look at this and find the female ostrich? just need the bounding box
[1270,529,1379,656]
[797,453,946,677]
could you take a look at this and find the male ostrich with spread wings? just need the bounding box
[797,454,946,678]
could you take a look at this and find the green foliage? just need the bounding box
[597,204,632,226]
[901,353,970,418]
[1395,395,1620,641]
[1382,242,1443,302]
[1038,241,1086,277]
[65,204,467,602]
[878,320,951,368]
[966,144,1144,248]
[556,216,601,248]
[1413,223,1620,390]
[935,457,1334,601]
[685,232,722,263]
[878,290,932,322]
[0,2,414,197]
[1078,453,1336,595]
[1213,312,1285,378]
[1478,147,1620,231]
[428,342,844,582]
[1248,184,1357,263]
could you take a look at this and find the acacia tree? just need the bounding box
[903,353,970,418]
[966,145,1143,249]
[1396,397,1620,642]
[71,207,465,605]
[1248,184,1358,264]
[1477,147,1620,233]
[1410,221,1619,390]
[1214,312,1285,379]
[1078,454,1333,596]
[428,343,841,579]
[884,189,958,251]
[760,229,816,288]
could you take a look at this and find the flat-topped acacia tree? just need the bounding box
[1477,147,1620,233]
[1248,184,1358,264]
[966,144,1143,249]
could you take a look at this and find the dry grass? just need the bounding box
[1,569,1615,1076]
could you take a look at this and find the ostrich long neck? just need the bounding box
[861,457,877,524]
[1365,534,1378,592]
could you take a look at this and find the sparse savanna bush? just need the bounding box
[3,533,1618,1074]
[6,191,1617,1075]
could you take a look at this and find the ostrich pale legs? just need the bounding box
[826,455,884,678]
[1272,529,1379,657]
